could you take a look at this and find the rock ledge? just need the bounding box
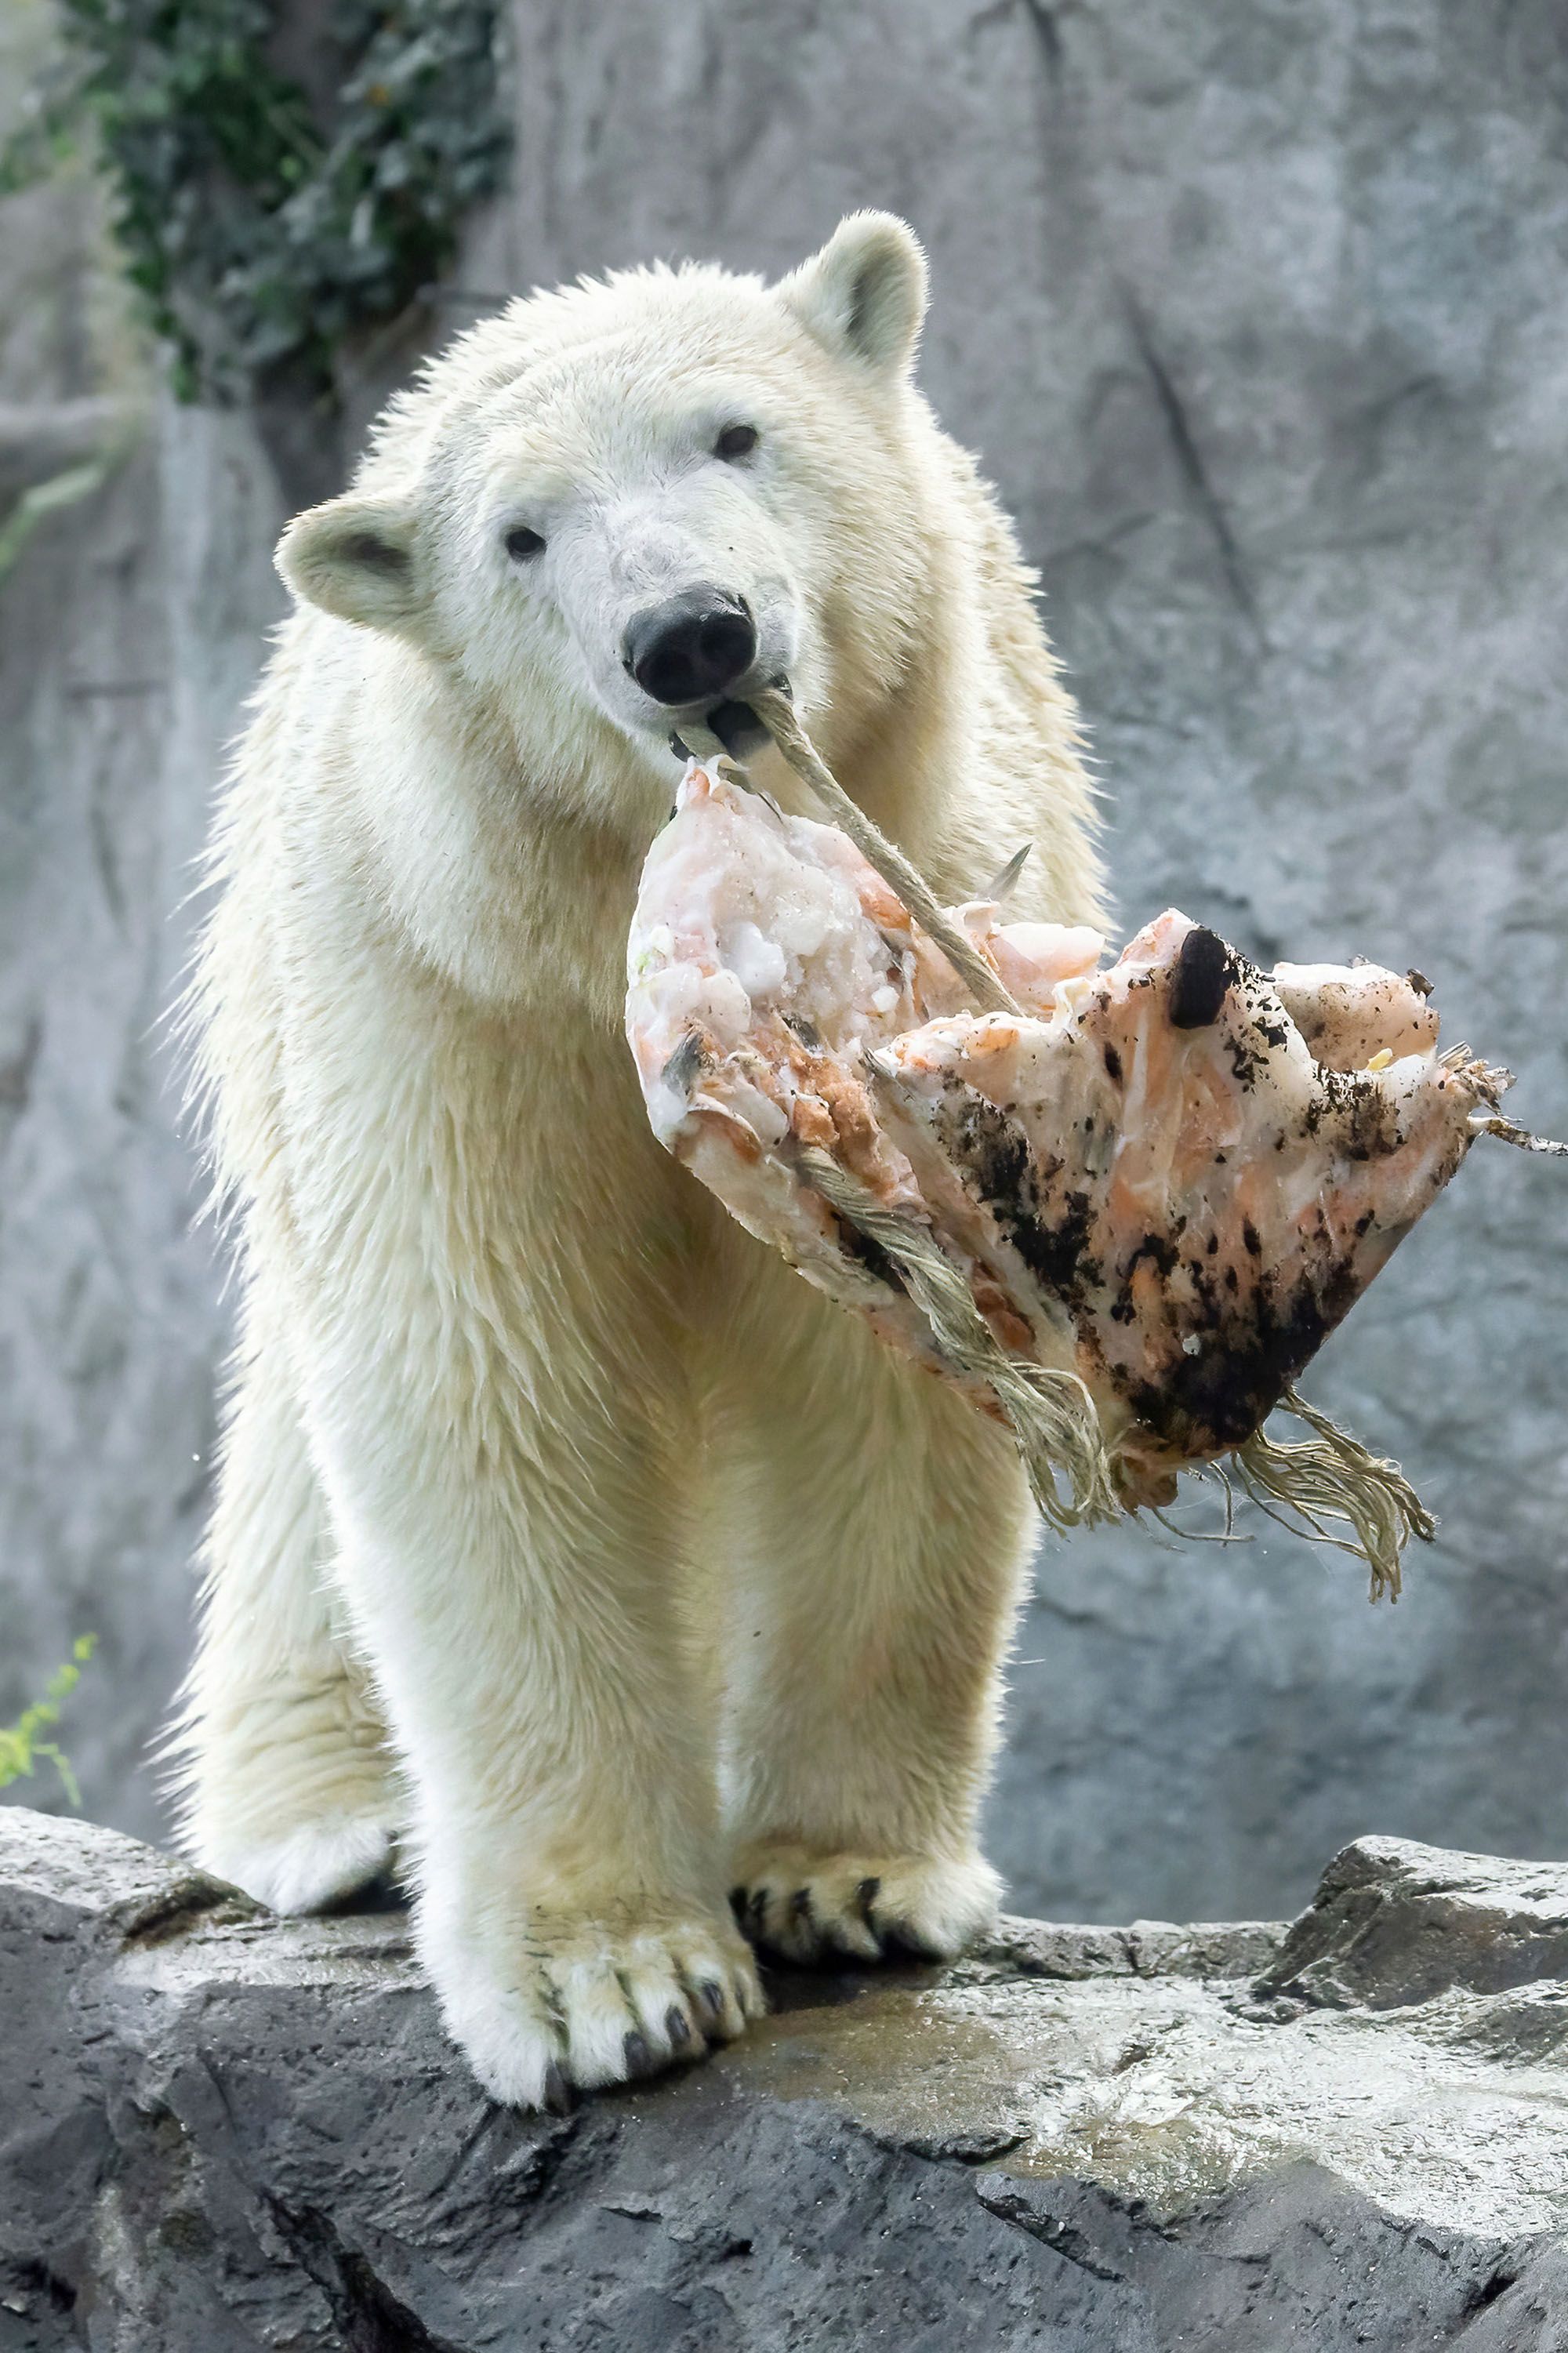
[5,1810,1568,2350]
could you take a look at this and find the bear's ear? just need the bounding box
[276,493,426,637]
[778,212,929,378]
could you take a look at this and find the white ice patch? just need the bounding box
[632,960,749,1049]
[720,920,789,1001]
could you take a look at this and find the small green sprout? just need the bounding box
[0,1634,99,1810]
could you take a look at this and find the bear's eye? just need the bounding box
[714,423,760,462]
[504,525,546,561]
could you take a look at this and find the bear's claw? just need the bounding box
[422,1904,765,2109]
[729,1843,1001,1969]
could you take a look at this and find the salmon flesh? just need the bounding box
[626,758,1508,1551]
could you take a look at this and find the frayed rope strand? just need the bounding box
[751,688,1024,1020]
[1233,1387,1436,1603]
[1472,1114,1568,1157]
[796,1146,1120,1533]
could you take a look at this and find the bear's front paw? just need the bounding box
[423,1897,765,2110]
[728,1841,1001,1967]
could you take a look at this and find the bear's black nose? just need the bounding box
[623,587,757,708]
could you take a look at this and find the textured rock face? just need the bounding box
[6,1810,1568,2351]
[3,2,1568,1915]
[0,405,291,1841]
[1258,1833,1568,2011]
[0,2,294,1839]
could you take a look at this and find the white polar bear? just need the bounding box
[174,214,1104,2106]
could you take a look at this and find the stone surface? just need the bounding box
[3,0,1568,1919]
[0,0,281,1837]
[9,1810,1568,2350]
[1258,1832,1568,2011]
[0,405,292,1840]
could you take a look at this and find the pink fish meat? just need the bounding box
[626,758,1510,1583]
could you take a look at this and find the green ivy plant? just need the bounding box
[2,0,510,402]
[0,1634,98,1809]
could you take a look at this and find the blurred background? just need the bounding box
[2,0,1566,1926]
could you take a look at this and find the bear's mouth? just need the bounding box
[670,679,789,765]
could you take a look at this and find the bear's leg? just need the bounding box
[296,1330,763,2108]
[714,1275,1034,1965]
[174,1308,400,1912]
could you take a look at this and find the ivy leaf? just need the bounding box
[4,0,511,404]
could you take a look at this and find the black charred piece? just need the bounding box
[1169,926,1235,1031]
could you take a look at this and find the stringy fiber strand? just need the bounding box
[797,1146,1120,1533]
[1234,1388,1436,1602]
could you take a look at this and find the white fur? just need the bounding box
[171,216,1104,2105]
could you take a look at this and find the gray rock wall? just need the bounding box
[0,2,289,1837]
[3,0,1567,1916]
[0,407,291,1840]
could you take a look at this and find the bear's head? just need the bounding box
[277,215,936,793]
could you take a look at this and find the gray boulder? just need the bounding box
[1258,1832,1568,2011]
[5,1809,1568,2351]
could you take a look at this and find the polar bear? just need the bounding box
[175,214,1103,2106]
